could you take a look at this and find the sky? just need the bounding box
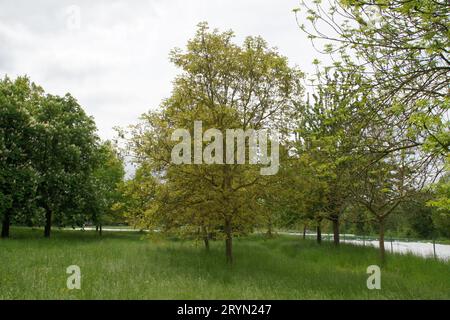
[0,0,325,141]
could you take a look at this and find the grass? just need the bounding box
[0,228,449,299]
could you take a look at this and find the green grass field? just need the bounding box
[0,228,449,299]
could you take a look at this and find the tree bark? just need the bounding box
[44,207,52,238]
[202,226,209,251]
[225,218,233,264]
[266,222,273,238]
[302,224,306,240]
[1,211,11,238]
[316,224,322,244]
[379,219,386,264]
[332,218,340,246]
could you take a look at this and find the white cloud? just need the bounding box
[0,0,324,140]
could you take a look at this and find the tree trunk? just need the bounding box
[332,218,340,246]
[96,225,99,232]
[379,219,386,264]
[266,222,273,238]
[44,207,52,238]
[99,224,102,236]
[202,226,209,251]
[225,218,233,264]
[302,224,306,240]
[316,224,322,244]
[1,211,11,238]
[204,236,210,251]
[222,162,234,264]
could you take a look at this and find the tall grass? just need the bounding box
[0,228,448,299]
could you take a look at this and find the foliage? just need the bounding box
[0,76,124,237]
[125,23,304,262]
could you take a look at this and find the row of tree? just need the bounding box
[118,0,448,264]
[0,77,124,238]
[1,1,447,265]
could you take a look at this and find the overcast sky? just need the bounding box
[0,0,324,140]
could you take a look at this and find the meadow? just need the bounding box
[0,228,449,299]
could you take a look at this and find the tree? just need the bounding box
[295,0,449,162]
[1,76,110,238]
[0,76,41,238]
[127,23,303,263]
[351,140,430,262]
[276,149,328,244]
[85,141,125,235]
[428,170,450,238]
[396,192,434,238]
[295,1,448,253]
[114,163,158,230]
[32,93,99,237]
[297,67,370,245]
